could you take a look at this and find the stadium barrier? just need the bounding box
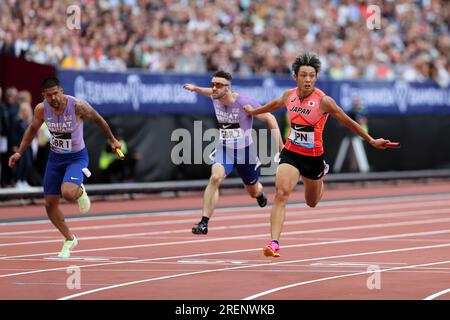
[1,169,450,201]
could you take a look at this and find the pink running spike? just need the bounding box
[263,241,281,257]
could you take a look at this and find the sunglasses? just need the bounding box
[210,82,229,89]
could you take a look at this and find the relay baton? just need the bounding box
[385,142,400,148]
[115,148,125,160]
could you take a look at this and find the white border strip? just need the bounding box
[423,288,450,300]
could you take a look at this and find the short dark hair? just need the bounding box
[42,77,60,90]
[212,70,232,82]
[292,52,322,76]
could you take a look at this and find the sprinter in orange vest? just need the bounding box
[244,52,396,257]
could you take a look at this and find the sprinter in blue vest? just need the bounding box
[9,77,121,258]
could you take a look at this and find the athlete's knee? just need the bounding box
[305,197,320,208]
[304,181,323,208]
[246,185,261,198]
[274,187,291,203]
[306,199,319,208]
[61,187,79,202]
[209,173,224,186]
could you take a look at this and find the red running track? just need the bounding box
[0,181,450,300]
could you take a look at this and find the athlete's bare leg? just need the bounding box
[202,163,227,219]
[270,163,300,241]
[301,176,325,208]
[60,182,83,202]
[44,195,74,241]
[244,181,263,198]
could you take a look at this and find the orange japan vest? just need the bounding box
[285,87,328,157]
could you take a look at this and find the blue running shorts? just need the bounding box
[43,148,89,195]
[209,144,261,185]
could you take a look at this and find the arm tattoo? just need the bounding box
[76,99,100,121]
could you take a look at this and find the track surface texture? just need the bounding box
[1,181,450,301]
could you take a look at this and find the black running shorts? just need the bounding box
[279,147,326,180]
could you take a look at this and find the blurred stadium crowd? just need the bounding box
[0,0,449,85]
[0,86,48,188]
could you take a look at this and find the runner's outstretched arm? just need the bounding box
[183,83,212,97]
[243,90,290,116]
[320,95,392,149]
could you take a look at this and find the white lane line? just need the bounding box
[2,227,450,280]
[1,206,450,248]
[44,257,111,262]
[423,288,450,300]
[58,243,450,300]
[2,215,450,261]
[2,192,449,227]
[2,198,449,236]
[12,282,117,286]
[0,213,264,236]
[242,259,450,300]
